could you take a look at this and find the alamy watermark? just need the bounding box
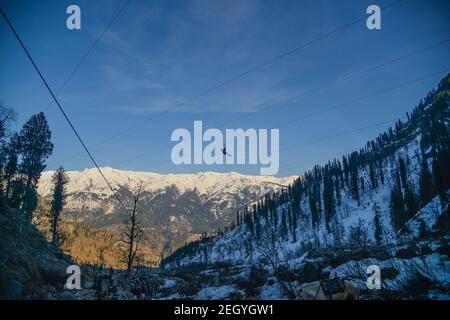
[66,5,81,30]
[367,5,381,30]
[65,265,81,290]
[64,4,379,31]
[366,264,381,289]
[171,121,279,175]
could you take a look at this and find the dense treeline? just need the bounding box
[0,106,75,253]
[243,74,447,237]
[0,106,158,268]
[0,108,54,221]
[244,74,450,239]
[163,74,450,266]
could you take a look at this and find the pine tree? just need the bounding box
[3,133,20,199]
[390,186,405,231]
[419,159,434,205]
[309,187,320,228]
[350,167,360,204]
[280,208,288,240]
[404,184,418,221]
[316,184,322,215]
[287,206,292,239]
[272,206,278,229]
[360,176,365,195]
[342,156,349,186]
[22,188,37,221]
[18,112,53,221]
[253,208,261,241]
[369,162,377,190]
[8,178,25,209]
[334,178,341,207]
[50,166,69,246]
[373,205,383,244]
[323,170,335,232]
[244,207,254,235]
[291,206,298,242]
[399,158,408,188]
[378,159,385,185]
[432,148,450,206]
[0,104,15,144]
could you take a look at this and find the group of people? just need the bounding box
[130,277,158,299]
[94,269,115,299]
[93,268,159,300]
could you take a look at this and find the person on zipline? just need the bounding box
[221,145,231,157]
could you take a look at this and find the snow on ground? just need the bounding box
[161,278,178,289]
[165,134,448,270]
[405,191,449,237]
[194,285,241,300]
[258,280,285,300]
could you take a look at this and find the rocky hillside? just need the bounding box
[0,206,71,299]
[0,204,195,300]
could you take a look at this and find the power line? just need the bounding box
[0,8,130,214]
[139,118,405,174]
[278,148,360,174]
[55,0,405,165]
[115,67,449,172]
[43,0,132,113]
[110,36,448,168]
[113,144,168,167]
[117,117,399,171]
[280,117,402,152]
[216,38,450,129]
[130,64,446,173]
[272,68,448,174]
[273,68,449,129]
[276,93,439,173]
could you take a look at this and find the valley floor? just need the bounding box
[1,201,449,300]
[52,235,449,300]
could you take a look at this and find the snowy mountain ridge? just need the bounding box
[36,168,296,259]
[38,167,295,199]
[163,136,428,267]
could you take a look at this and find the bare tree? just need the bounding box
[254,226,295,299]
[121,182,144,272]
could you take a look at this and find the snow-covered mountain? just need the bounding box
[159,75,450,299]
[164,134,445,266]
[38,168,295,204]
[37,168,295,254]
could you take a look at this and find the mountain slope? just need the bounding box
[160,75,450,299]
[0,206,71,299]
[37,169,295,264]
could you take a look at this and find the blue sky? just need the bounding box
[0,0,449,177]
